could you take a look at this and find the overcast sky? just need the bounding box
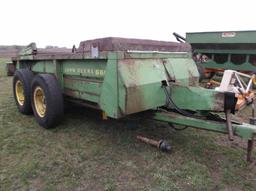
[0,0,255,48]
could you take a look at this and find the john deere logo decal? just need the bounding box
[64,68,106,76]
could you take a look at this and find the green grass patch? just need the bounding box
[0,77,256,190]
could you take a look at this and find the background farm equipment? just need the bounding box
[12,37,256,161]
[186,31,256,79]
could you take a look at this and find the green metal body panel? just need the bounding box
[186,31,256,72]
[170,85,224,111]
[15,50,224,119]
[194,60,256,71]
[187,31,256,44]
[154,111,256,140]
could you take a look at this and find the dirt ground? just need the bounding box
[0,76,256,191]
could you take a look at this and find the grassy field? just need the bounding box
[0,76,256,191]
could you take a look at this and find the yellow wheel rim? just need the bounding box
[253,77,256,85]
[15,80,25,106]
[34,86,46,117]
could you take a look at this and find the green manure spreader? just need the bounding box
[12,37,256,160]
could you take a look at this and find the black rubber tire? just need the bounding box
[31,74,64,128]
[13,69,34,114]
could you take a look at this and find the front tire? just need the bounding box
[31,74,64,128]
[13,69,34,114]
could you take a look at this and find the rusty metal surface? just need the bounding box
[137,135,161,148]
[213,92,225,111]
[36,47,72,55]
[33,53,83,60]
[27,47,73,59]
[188,70,199,86]
[121,59,145,115]
[13,37,191,61]
[77,37,191,53]
[13,52,109,61]
[136,135,171,152]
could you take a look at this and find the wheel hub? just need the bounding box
[34,87,46,117]
[15,80,25,106]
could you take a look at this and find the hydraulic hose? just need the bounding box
[161,81,202,119]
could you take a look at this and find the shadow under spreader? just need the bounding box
[56,101,179,148]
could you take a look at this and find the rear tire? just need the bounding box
[13,69,34,114]
[31,74,64,128]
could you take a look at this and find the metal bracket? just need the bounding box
[225,109,234,141]
[247,136,255,162]
[91,45,99,58]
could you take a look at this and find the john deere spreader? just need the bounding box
[12,37,256,160]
